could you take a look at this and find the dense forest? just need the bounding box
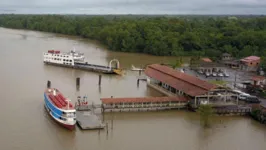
[0,14,266,69]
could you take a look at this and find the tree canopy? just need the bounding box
[0,15,266,64]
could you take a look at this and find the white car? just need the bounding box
[238,93,250,100]
[218,72,224,77]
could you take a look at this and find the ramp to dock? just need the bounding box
[76,111,105,130]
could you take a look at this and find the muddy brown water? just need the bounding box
[0,28,266,150]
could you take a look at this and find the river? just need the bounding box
[0,27,265,150]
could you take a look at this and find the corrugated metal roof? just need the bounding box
[201,58,212,62]
[241,56,260,63]
[251,76,265,81]
[145,64,217,97]
[101,96,188,104]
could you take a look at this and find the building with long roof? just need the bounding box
[144,64,221,107]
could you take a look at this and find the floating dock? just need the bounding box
[74,62,122,75]
[45,61,122,75]
[76,111,105,130]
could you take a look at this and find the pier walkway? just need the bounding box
[100,96,189,112]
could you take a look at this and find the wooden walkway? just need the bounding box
[100,96,189,112]
[213,105,251,115]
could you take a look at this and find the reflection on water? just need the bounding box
[0,27,265,150]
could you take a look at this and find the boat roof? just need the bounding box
[46,50,84,56]
[45,88,75,111]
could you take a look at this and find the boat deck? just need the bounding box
[76,111,105,130]
[45,88,74,110]
[75,62,114,72]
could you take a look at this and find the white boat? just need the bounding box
[44,88,76,130]
[43,48,122,74]
[131,65,144,71]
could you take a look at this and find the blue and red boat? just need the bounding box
[44,88,76,130]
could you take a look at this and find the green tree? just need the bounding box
[0,14,265,58]
[198,104,213,128]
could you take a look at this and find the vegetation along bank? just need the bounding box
[0,14,266,68]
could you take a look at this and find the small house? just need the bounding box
[251,76,266,86]
[240,56,260,71]
[201,58,212,63]
[221,53,232,61]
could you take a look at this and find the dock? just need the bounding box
[75,96,105,130]
[74,62,122,75]
[100,96,189,112]
[76,111,105,130]
[213,105,251,115]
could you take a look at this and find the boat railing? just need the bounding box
[61,113,76,119]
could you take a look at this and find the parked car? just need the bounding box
[245,96,261,103]
[205,72,211,77]
[218,72,224,77]
[198,70,203,74]
[238,93,250,100]
[212,72,217,77]
[223,70,230,77]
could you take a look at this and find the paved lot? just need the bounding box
[182,66,266,107]
[260,98,266,107]
[183,67,254,83]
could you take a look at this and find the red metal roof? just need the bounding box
[201,58,212,62]
[101,96,188,104]
[240,56,260,63]
[45,88,74,110]
[145,64,217,97]
[251,76,266,81]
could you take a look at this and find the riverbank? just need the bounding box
[1,14,266,60]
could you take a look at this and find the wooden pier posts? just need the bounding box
[47,80,51,88]
[98,75,102,86]
[76,77,80,90]
[106,123,109,135]
[139,70,142,76]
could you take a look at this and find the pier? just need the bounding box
[75,96,105,130]
[76,111,105,130]
[213,105,251,115]
[100,96,189,112]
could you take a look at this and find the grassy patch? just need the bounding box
[209,80,227,86]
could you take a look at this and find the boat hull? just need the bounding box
[44,62,116,74]
[44,104,75,130]
[56,118,75,130]
[44,92,76,130]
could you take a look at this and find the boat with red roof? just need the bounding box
[44,88,76,130]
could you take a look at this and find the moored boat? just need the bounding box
[131,65,144,71]
[44,88,76,130]
[43,48,123,75]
